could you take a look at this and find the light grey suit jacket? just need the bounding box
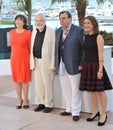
[55,24,85,75]
[30,26,55,70]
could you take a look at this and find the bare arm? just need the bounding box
[97,34,104,79]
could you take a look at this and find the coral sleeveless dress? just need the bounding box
[10,29,31,82]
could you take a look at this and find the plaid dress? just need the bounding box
[79,33,112,91]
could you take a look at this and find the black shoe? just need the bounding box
[23,105,29,109]
[98,115,107,126]
[87,111,100,121]
[60,111,71,116]
[73,116,80,121]
[34,104,45,112]
[23,100,29,109]
[43,107,53,113]
[16,105,22,109]
[16,100,23,109]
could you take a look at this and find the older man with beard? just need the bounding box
[30,13,55,113]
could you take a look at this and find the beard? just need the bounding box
[36,25,45,31]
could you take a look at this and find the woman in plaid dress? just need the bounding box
[80,16,112,126]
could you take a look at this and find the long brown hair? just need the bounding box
[84,16,99,34]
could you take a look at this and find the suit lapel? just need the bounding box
[31,29,37,49]
[65,24,74,41]
[57,28,62,45]
[62,24,74,47]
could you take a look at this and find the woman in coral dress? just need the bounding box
[10,15,31,109]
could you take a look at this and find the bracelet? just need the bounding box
[99,60,104,62]
[98,71,103,73]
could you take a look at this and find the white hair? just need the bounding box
[36,13,46,21]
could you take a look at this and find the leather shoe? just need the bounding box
[73,116,80,121]
[23,105,29,109]
[16,105,22,109]
[23,100,29,109]
[87,111,100,121]
[34,104,45,112]
[60,111,71,116]
[43,107,53,113]
[98,115,107,126]
[16,100,23,109]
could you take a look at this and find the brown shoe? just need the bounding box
[60,111,71,116]
[73,116,80,121]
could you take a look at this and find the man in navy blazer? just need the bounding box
[55,11,85,121]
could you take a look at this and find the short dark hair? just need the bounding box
[59,11,72,19]
[15,14,28,29]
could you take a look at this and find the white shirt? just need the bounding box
[58,23,72,75]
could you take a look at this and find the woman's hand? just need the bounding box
[78,66,83,71]
[97,71,103,79]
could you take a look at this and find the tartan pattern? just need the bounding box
[80,62,112,91]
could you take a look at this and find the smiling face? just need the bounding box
[35,14,46,31]
[83,19,94,34]
[15,17,25,29]
[83,16,99,34]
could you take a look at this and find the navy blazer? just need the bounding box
[55,24,85,75]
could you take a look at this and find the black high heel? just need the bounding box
[87,111,100,121]
[23,100,29,109]
[23,105,29,109]
[98,115,107,126]
[16,100,23,109]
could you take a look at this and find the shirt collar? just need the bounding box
[62,23,72,32]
